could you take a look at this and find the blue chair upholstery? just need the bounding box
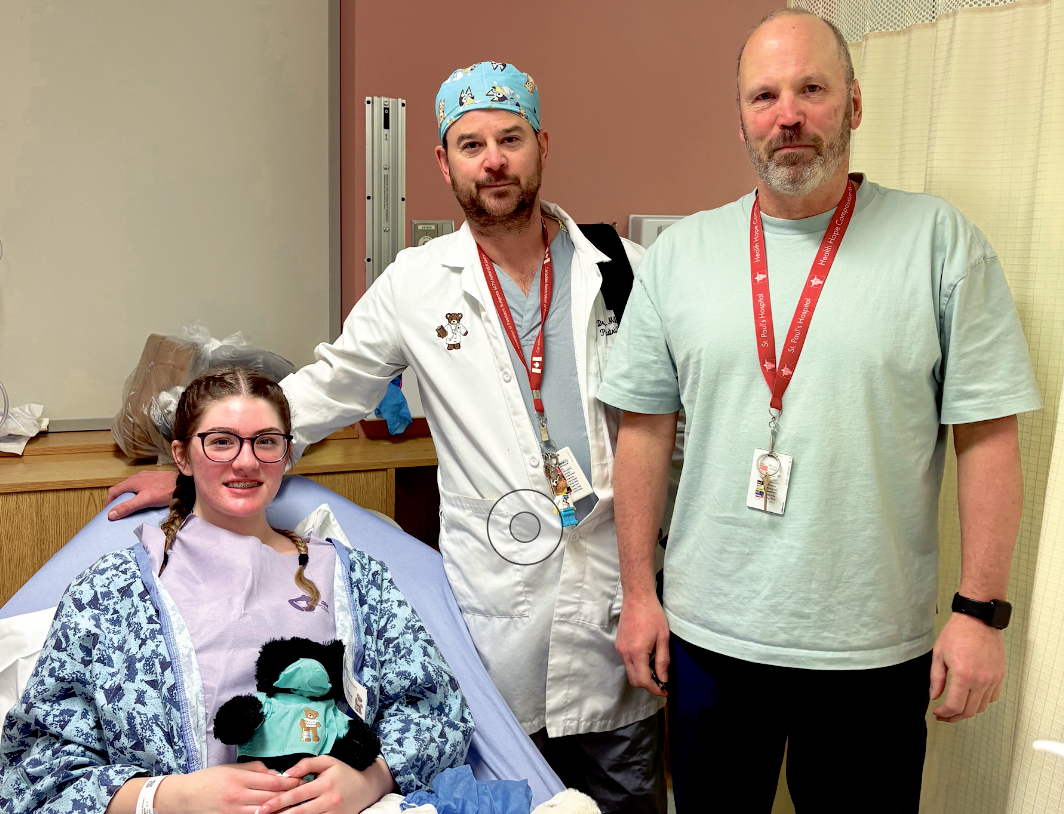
[0,475,564,807]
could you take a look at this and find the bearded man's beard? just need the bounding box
[742,101,852,197]
[450,154,543,232]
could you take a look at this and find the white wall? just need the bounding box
[0,1,335,427]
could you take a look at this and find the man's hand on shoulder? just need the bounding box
[930,611,1006,722]
[616,590,671,698]
[105,471,178,520]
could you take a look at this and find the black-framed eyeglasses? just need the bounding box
[194,431,292,463]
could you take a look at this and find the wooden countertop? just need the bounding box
[0,427,437,493]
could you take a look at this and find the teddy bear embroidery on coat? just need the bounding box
[435,313,469,350]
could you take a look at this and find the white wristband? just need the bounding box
[136,776,166,814]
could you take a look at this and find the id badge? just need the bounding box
[349,678,369,722]
[554,446,593,503]
[745,448,793,515]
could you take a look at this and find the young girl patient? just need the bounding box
[1,367,473,814]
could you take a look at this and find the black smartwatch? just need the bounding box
[951,593,1012,630]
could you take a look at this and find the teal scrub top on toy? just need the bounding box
[239,658,351,758]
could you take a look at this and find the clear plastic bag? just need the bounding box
[0,403,48,455]
[111,323,295,462]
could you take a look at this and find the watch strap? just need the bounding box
[952,593,1012,630]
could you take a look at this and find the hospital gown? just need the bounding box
[0,541,473,813]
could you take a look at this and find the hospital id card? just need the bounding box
[745,448,793,515]
[555,446,593,503]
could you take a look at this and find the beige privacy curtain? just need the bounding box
[789,1,1064,812]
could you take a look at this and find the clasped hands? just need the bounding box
[155,754,393,814]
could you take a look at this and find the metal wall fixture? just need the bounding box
[627,215,684,249]
[365,97,406,289]
[411,220,454,247]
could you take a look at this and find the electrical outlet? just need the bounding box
[411,220,455,247]
[628,215,684,249]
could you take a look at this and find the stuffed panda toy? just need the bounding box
[213,637,380,772]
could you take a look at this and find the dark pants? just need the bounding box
[529,710,667,814]
[669,636,931,814]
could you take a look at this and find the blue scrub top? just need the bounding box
[494,228,598,523]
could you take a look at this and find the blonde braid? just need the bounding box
[275,528,320,610]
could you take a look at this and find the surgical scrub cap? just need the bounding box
[435,61,540,143]
[273,658,332,697]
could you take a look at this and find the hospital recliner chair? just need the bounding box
[0,474,565,807]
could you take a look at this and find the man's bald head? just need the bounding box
[736,9,854,101]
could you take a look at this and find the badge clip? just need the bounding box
[559,505,577,527]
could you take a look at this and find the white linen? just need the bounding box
[0,605,56,718]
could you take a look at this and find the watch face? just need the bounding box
[990,601,1012,630]
[953,593,1013,629]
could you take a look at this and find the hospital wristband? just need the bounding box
[136,776,166,814]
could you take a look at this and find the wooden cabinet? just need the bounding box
[0,428,438,607]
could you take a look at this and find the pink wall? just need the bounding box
[342,0,783,313]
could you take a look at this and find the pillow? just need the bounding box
[0,606,57,718]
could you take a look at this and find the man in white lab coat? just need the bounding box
[108,61,666,813]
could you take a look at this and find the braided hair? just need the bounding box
[158,366,319,609]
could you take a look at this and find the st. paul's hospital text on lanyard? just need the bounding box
[746,180,857,515]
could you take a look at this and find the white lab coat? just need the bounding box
[281,202,663,737]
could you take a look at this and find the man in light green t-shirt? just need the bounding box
[597,9,1041,813]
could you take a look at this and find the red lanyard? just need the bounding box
[477,223,553,415]
[750,180,856,411]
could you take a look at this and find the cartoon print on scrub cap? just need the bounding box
[435,61,540,143]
